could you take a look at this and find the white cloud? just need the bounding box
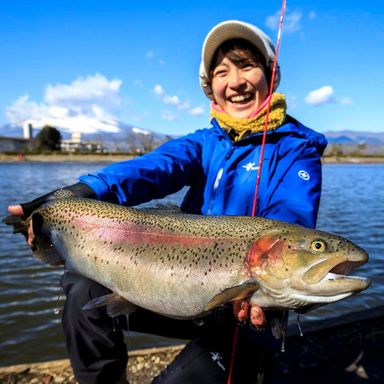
[266,9,302,34]
[146,51,154,59]
[6,74,122,134]
[189,106,205,116]
[45,74,121,107]
[152,84,204,120]
[48,105,68,118]
[305,86,352,106]
[6,95,48,124]
[309,11,316,20]
[153,84,165,95]
[285,11,303,33]
[305,86,335,105]
[177,101,191,110]
[265,12,279,31]
[163,95,180,105]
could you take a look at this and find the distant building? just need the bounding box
[22,121,34,139]
[60,132,104,153]
[0,136,32,152]
[0,121,34,152]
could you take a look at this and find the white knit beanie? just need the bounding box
[199,20,281,99]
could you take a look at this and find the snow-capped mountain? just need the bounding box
[1,122,383,154]
[0,121,174,152]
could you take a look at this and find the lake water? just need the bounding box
[0,161,383,366]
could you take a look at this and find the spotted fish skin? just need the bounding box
[5,197,371,319]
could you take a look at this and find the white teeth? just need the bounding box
[229,94,252,103]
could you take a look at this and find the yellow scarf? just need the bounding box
[210,93,287,141]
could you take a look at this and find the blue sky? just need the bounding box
[0,0,383,136]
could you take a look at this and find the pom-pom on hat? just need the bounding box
[199,20,280,99]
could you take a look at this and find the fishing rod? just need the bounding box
[252,0,287,217]
[227,1,287,382]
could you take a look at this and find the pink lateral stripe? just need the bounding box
[73,216,219,247]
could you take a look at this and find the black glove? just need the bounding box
[20,182,96,218]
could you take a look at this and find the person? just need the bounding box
[8,20,327,384]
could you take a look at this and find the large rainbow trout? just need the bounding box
[4,195,370,319]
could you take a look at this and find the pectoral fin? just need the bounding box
[82,293,137,317]
[204,282,260,312]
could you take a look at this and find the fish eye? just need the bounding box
[311,240,327,252]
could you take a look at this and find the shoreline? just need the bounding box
[0,345,184,384]
[2,305,384,383]
[1,153,384,164]
[0,153,136,163]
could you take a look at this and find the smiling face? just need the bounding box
[210,40,270,119]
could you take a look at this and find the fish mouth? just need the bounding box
[303,256,368,285]
[322,261,371,291]
[329,260,364,276]
[293,260,371,314]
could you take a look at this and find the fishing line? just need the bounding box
[251,0,287,217]
[53,276,64,315]
[53,295,61,315]
[280,311,289,352]
[227,1,287,382]
[297,313,304,337]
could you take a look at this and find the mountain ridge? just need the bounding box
[1,123,383,149]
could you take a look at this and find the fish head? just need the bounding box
[247,226,371,310]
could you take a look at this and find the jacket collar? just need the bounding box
[210,116,328,153]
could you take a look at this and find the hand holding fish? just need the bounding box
[7,204,35,247]
[7,183,95,249]
[232,299,266,327]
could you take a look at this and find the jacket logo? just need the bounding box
[298,170,310,180]
[242,162,259,171]
[210,351,226,371]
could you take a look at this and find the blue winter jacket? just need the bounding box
[79,116,327,229]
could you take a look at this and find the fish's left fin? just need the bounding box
[82,293,137,317]
[204,282,259,311]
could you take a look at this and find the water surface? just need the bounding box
[0,162,382,366]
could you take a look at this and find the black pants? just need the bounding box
[61,272,278,384]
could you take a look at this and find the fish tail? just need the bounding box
[3,215,30,237]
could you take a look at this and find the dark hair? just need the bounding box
[209,38,271,86]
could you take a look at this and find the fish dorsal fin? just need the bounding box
[204,282,260,312]
[82,293,137,317]
[139,203,182,213]
[49,189,77,200]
